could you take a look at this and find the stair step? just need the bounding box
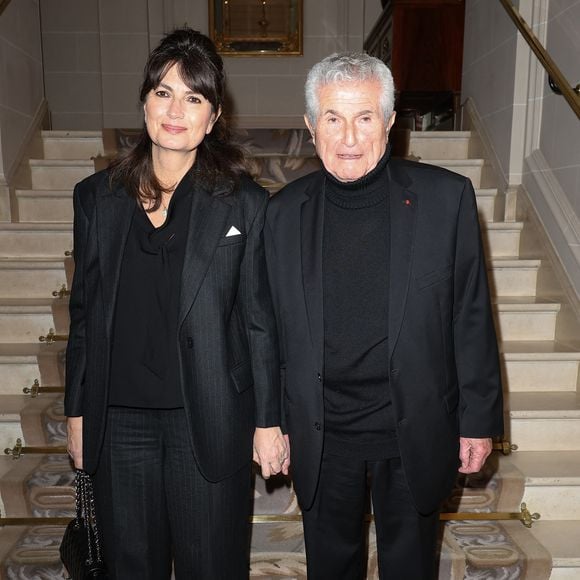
[494,298,560,341]
[489,259,541,297]
[0,299,69,343]
[420,158,491,187]
[16,190,73,223]
[501,341,580,392]
[530,520,580,578]
[41,130,104,160]
[506,392,580,451]
[0,224,72,258]
[0,258,69,299]
[0,343,66,396]
[409,131,473,160]
[29,159,93,189]
[482,222,523,258]
[503,451,580,519]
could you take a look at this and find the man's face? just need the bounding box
[305,79,396,182]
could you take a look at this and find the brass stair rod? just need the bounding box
[492,439,518,454]
[39,329,68,344]
[0,516,72,526]
[4,439,67,459]
[23,379,64,397]
[52,284,70,298]
[0,503,540,528]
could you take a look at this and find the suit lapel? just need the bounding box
[96,185,135,339]
[178,187,232,326]
[300,173,325,371]
[388,165,417,361]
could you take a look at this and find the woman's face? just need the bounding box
[144,63,220,163]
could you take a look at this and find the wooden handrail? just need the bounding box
[0,1,11,16]
[499,0,580,119]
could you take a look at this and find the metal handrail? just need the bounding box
[499,0,580,119]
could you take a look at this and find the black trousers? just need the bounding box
[301,453,440,580]
[92,407,252,580]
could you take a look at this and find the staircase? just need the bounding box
[0,128,578,579]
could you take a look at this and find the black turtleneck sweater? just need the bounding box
[323,149,399,459]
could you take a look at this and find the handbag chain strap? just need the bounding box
[76,470,104,565]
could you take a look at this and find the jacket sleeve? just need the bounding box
[264,208,288,433]
[453,178,504,438]
[239,188,281,428]
[64,182,89,417]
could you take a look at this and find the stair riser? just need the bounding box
[495,311,557,341]
[476,197,495,223]
[427,164,482,187]
[0,421,24,451]
[503,360,579,392]
[509,419,580,451]
[409,139,470,160]
[0,232,72,258]
[484,230,521,258]
[17,197,73,223]
[549,569,580,579]
[30,166,92,189]
[489,268,538,297]
[42,139,103,160]
[0,313,57,343]
[0,268,68,299]
[0,355,64,395]
[0,362,42,394]
[523,486,580,520]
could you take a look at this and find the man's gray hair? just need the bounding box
[305,52,395,126]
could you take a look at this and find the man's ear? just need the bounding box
[386,111,396,134]
[304,114,315,144]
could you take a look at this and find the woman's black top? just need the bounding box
[108,172,194,409]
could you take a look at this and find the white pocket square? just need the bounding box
[226,225,242,237]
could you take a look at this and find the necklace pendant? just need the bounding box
[162,207,168,218]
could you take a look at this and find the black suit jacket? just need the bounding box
[265,158,503,514]
[65,170,280,481]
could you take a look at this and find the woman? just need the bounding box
[65,28,287,579]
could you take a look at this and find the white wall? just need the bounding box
[462,0,580,295]
[40,0,373,130]
[0,0,44,220]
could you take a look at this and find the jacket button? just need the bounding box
[317,373,322,382]
[314,422,321,431]
[186,337,193,348]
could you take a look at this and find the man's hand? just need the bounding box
[67,416,83,470]
[253,427,289,479]
[458,437,492,474]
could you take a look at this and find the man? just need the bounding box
[264,53,503,579]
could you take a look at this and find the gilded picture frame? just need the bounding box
[209,0,303,56]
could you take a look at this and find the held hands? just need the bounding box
[253,427,290,479]
[458,437,492,474]
[66,416,83,470]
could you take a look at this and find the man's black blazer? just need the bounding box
[264,158,504,515]
[64,170,280,481]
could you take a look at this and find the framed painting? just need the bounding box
[209,0,303,56]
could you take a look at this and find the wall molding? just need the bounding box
[523,148,580,300]
[463,98,508,193]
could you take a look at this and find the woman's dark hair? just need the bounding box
[109,28,246,204]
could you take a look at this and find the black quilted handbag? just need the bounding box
[60,470,107,579]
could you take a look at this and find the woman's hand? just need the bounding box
[253,427,289,479]
[67,416,83,470]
